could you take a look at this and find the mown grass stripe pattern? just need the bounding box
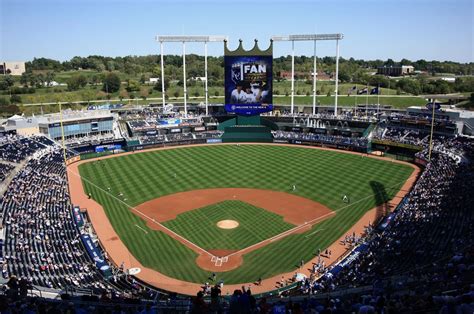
[163,200,295,250]
[78,145,413,284]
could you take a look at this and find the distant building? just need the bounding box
[148,78,159,84]
[311,72,333,81]
[278,71,333,80]
[377,65,414,77]
[0,61,26,76]
[0,114,45,135]
[43,81,66,87]
[278,71,308,80]
[38,110,115,140]
[440,77,456,83]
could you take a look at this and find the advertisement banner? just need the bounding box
[225,55,273,115]
[377,212,397,231]
[95,144,121,153]
[206,138,222,144]
[158,118,181,126]
[80,234,109,272]
[328,242,369,276]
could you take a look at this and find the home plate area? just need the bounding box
[211,255,229,267]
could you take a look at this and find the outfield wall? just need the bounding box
[66,137,370,165]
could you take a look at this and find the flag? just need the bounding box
[357,87,368,95]
[347,86,357,95]
[370,87,379,95]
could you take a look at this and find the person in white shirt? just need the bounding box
[230,81,247,104]
[243,82,262,104]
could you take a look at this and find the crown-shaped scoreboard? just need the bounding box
[224,39,273,116]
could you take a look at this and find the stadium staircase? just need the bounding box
[363,123,377,138]
[0,159,27,197]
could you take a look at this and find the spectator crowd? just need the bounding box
[273,130,369,148]
[0,127,472,313]
[292,136,474,313]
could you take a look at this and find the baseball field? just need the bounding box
[76,144,414,286]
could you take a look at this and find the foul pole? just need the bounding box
[428,99,436,161]
[160,42,166,109]
[58,102,67,165]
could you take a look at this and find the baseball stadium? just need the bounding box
[1,4,474,311]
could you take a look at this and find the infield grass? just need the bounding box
[78,144,414,284]
[163,200,295,250]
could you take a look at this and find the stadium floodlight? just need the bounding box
[271,33,344,116]
[271,34,343,41]
[156,35,228,116]
[156,35,227,43]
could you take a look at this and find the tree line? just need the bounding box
[0,55,473,105]
[25,55,473,75]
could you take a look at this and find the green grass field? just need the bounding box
[78,145,414,284]
[163,200,295,250]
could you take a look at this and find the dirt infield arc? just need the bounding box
[136,188,332,226]
[135,188,334,271]
[67,143,420,296]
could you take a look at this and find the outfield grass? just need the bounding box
[163,200,295,250]
[78,145,414,284]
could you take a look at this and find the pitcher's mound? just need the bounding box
[217,220,239,229]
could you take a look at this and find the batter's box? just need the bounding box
[213,256,229,267]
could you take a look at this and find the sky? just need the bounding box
[1,0,473,63]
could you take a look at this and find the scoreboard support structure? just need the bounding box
[156,35,228,116]
[271,34,344,116]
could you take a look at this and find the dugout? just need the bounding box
[370,139,423,161]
